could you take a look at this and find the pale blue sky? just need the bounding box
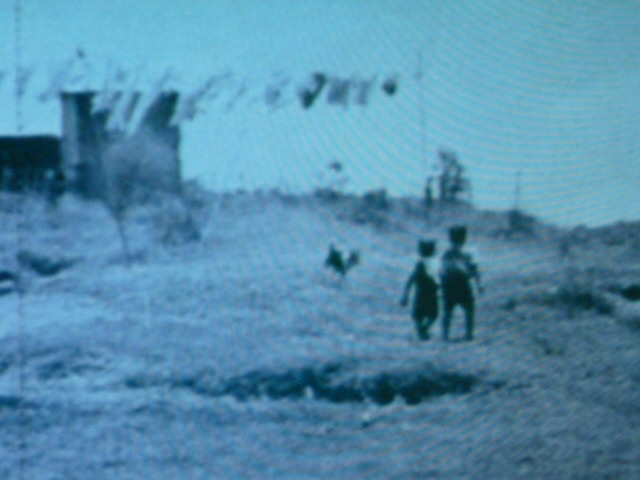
[0,0,639,226]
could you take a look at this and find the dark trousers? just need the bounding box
[413,313,438,340]
[442,298,474,340]
[412,298,438,340]
[441,275,475,340]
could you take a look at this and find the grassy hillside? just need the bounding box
[0,190,639,479]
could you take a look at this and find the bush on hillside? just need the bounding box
[525,267,614,316]
[346,191,396,230]
[490,209,539,239]
[362,188,389,210]
[314,187,344,202]
[507,209,536,235]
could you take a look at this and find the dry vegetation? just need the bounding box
[0,189,639,479]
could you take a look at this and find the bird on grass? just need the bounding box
[325,244,360,278]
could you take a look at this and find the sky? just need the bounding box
[0,0,639,227]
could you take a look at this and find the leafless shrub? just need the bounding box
[436,150,471,203]
[102,133,183,263]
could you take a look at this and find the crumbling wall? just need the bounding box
[61,92,109,197]
[61,91,181,199]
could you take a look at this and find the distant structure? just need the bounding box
[0,135,62,192]
[60,90,182,199]
[0,92,182,199]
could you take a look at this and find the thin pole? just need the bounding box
[14,0,23,134]
[417,50,427,171]
[515,169,522,211]
[14,1,27,479]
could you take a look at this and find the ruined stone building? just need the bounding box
[60,90,182,198]
[0,91,182,198]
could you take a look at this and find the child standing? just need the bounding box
[439,225,482,341]
[400,240,439,340]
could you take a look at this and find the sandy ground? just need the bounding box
[0,191,639,479]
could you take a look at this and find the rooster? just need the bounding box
[325,244,360,277]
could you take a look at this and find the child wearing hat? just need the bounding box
[439,225,482,341]
[400,239,439,340]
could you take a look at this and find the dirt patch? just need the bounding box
[125,361,492,406]
[618,285,640,302]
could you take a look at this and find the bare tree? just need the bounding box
[103,149,141,265]
[102,134,167,262]
[436,149,471,203]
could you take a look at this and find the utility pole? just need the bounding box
[417,49,435,208]
[14,2,27,479]
[514,169,522,211]
[416,50,427,171]
[14,0,23,134]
